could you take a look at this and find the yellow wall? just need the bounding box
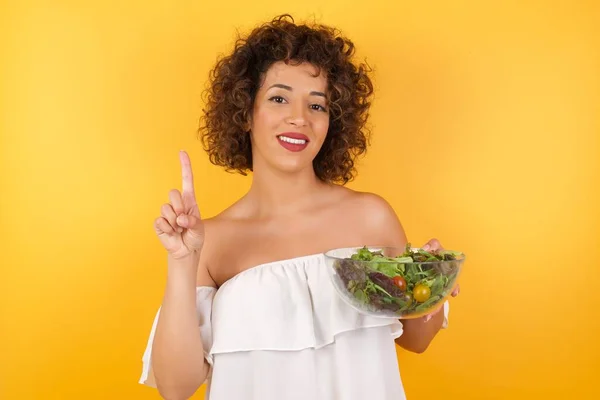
[1,1,598,399]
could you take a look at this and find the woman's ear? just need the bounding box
[244,114,252,133]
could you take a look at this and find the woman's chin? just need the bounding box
[269,158,315,176]
[252,148,319,177]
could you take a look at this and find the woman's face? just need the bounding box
[249,61,330,177]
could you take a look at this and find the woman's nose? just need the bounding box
[285,104,308,127]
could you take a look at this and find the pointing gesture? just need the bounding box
[154,151,205,259]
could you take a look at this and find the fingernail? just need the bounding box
[422,244,430,251]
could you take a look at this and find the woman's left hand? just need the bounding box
[420,238,460,322]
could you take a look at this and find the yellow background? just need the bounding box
[1,0,599,399]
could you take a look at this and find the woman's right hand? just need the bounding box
[154,151,205,259]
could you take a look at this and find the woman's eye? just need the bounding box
[311,104,327,112]
[269,96,286,103]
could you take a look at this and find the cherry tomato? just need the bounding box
[413,284,431,303]
[392,276,407,291]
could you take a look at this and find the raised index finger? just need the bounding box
[179,150,196,197]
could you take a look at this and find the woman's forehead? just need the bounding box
[261,61,328,91]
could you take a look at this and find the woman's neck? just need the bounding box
[244,162,329,218]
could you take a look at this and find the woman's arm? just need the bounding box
[358,193,445,354]
[151,253,215,400]
[394,305,446,353]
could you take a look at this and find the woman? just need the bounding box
[139,14,460,400]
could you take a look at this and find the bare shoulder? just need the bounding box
[337,187,397,223]
[195,213,232,287]
[195,203,247,286]
[338,187,408,247]
[346,189,395,216]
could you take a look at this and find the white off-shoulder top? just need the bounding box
[139,253,449,399]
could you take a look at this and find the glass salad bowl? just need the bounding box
[324,244,465,319]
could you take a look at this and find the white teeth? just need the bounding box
[279,136,307,145]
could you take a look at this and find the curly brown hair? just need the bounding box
[198,14,374,184]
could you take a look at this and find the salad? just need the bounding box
[333,244,463,316]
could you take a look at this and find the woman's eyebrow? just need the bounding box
[268,83,292,91]
[268,83,326,98]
